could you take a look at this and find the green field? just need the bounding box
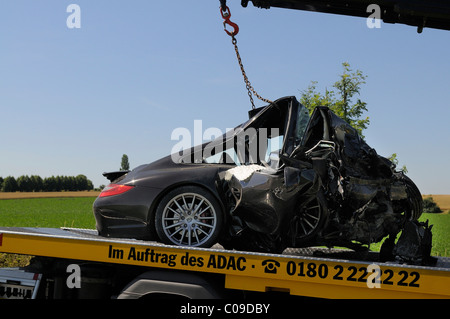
[418,213,450,257]
[0,197,96,267]
[0,197,96,229]
[0,197,448,268]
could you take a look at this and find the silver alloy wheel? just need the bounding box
[161,192,218,246]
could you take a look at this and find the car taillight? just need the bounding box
[99,184,134,198]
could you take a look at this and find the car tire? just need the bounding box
[155,185,223,248]
[396,173,423,221]
[293,192,328,247]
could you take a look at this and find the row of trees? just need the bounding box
[1,155,129,193]
[0,175,94,192]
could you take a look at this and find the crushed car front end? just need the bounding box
[217,99,424,254]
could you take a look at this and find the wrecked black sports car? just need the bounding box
[93,96,424,256]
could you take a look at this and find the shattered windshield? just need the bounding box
[179,97,311,165]
[295,104,310,147]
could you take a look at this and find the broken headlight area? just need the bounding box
[218,106,430,264]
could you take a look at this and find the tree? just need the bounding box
[120,154,130,171]
[62,176,76,191]
[30,175,43,192]
[387,153,408,174]
[3,176,18,192]
[301,62,410,170]
[43,176,57,192]
[423,197,442,214]
[75,174,89,191]
[300,62,369,136]
[55,176,63,191]
[17,175,33,192]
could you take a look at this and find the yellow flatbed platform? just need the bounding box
[0,227,449,299]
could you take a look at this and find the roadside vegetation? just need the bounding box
[0,175,94,192]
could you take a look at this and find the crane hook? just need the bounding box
[220,6,239,37]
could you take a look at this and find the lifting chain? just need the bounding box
[230,36,273,109]
[220,6,273,109]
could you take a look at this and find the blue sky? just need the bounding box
[0,1,449,194]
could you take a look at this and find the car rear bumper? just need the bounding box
[93,185,164,240]
[93,207,152,240]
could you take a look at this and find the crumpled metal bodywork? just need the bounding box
[392,220,435,265]
[94,96,430,263]
[218,97,425,257]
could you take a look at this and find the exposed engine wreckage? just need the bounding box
[217,98,433,264]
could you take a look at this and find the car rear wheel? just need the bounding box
[155,186,223,248]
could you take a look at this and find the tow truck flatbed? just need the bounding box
[0,227,449,299]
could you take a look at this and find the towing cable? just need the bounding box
[220,4,273,109]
